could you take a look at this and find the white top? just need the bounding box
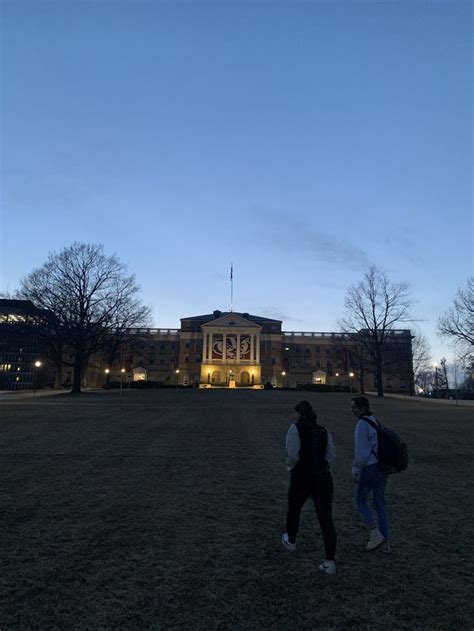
[285,423,336,472]
[352,415,379,478]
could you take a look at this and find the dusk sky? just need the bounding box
[1,1,472,362]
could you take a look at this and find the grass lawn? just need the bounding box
[1,390,473,630]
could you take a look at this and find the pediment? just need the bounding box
[201,313,261,330]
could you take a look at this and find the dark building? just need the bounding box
[0,299,51,390]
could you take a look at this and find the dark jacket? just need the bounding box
[292,418,329,478]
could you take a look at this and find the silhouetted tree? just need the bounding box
[411,329,432,386]
[438,278,474,362]
[19,243,151,393]
[340,266,414,397]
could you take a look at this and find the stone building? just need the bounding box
[92,310,414,393]
[0,301,413,392]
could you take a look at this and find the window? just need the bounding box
[185,343,190,349]
[185,356,190,363]
[316,346,320,353]
[272,358,276,365]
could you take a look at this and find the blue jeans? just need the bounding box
[356,463,389,540]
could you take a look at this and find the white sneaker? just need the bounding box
[281,533,296,552]
[366,528,386,551]
[318,560,336,575]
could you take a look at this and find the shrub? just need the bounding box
[296,384,352,393]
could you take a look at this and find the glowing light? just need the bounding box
[34,361,42,368]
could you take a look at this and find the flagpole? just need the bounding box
[230,262,233,312]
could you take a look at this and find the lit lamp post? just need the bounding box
[433,363,438,397]
[104,368,110,388]
[281,371,286,388]
[349,372,354,394]
[175,369,179,388]
[33,360,42,398]
[120,368,125,397]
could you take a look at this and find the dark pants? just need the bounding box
[286,471,337,560]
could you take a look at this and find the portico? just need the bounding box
[200,313,262,387]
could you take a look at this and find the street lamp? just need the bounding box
[281,371,286,388]
[175,369,180,388]
[33,360,42,398]
[349,372,354,394]
[120,368,125,397]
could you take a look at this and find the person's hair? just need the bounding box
[295,400,317,422]
[351,396,371,414]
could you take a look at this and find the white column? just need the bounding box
[237,334,241,361]
[209,333,213,362]
[222,333,226,361]
[204,334,208,361]
[256,335,260,363]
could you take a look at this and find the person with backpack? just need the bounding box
[351,396,390,551]
[281,400,337,575]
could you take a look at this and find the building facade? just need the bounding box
[92,310,414,393]
[0,299,53,390]
[0,301,413,392]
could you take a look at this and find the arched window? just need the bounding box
[211,370,221,384]
[240,371,250,384]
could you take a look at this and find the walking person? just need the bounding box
[351,396,390,551]
[281,400,337,575]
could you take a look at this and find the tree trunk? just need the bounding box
[71,358,83,393]
[376,355,384,397]
[54,362,63,389]
[359,354,365,394]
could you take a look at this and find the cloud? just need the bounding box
[383,232,425,266]
[257,306,304,322]
[250,207,371,270]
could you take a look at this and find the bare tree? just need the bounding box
[19,243,151,393]
[411,328,432,390]
[339,266,414,397]
[438,278,474,361]
[439,357,450,395]
[417,368,433,394]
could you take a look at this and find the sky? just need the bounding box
[1,0,472,363]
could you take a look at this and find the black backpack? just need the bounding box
[361,416,408,474]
